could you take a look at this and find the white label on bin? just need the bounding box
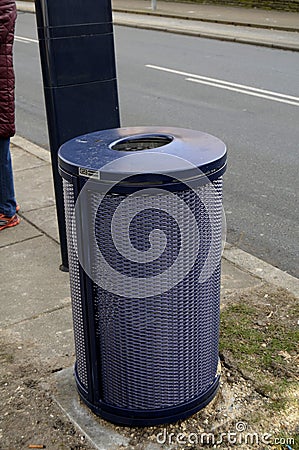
[79,168,100,179]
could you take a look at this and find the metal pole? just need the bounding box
[151,0,157,11]
[35,0,120,270]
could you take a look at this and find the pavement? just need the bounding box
[16,0,299,51]
[0,136,298,449]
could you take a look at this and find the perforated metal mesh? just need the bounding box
[63,178,223,410]
[91,180,222,409]
[63,180,88,390]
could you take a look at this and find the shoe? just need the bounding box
[0,213,20,231]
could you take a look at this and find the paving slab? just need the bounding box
[11,136,51,163]
[6,306,74,363]
[224,246,299,298]
[0,217,42,248]
[25,205,60,243]
[11,145,48,172]
[0,235,70,328]
[221,258,261,294]
[14,164,55,212]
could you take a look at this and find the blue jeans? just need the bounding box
[0,138,17,217]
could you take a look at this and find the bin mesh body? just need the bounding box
[63,180,88,390]
[63,178,223,410]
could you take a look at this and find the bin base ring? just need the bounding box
[74,365,220,426]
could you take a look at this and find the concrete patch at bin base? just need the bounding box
[53,367,131,450]
[53,368,170,449]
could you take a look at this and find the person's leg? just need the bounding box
[0,137,17,217]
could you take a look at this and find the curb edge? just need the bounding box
[15,3,299,52]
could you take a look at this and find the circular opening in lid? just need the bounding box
[110,134,173,152]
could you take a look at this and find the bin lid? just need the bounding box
[58,127,227,187]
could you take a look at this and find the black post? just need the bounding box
[35,0,120,270]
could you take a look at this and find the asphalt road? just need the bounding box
[14,11,299,277]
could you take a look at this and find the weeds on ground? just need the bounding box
[220,288,299,415]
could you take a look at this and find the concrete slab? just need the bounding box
[53,368,130,450]
[14,164,55,212]
[11,145,47,172]
[0,217,42,248]
[11,136,50,163]
[7,306,74,363]
[0,235,70,328]
[221,258,261,293]
[25,205,59,243]
[224,246,299,298]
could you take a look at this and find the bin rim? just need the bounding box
[58,126,227,188]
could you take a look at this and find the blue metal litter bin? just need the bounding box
[58,127,227,426]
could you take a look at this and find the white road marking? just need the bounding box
[15,35,38,44]
[186,78,299,107]
[146,64,299,107]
